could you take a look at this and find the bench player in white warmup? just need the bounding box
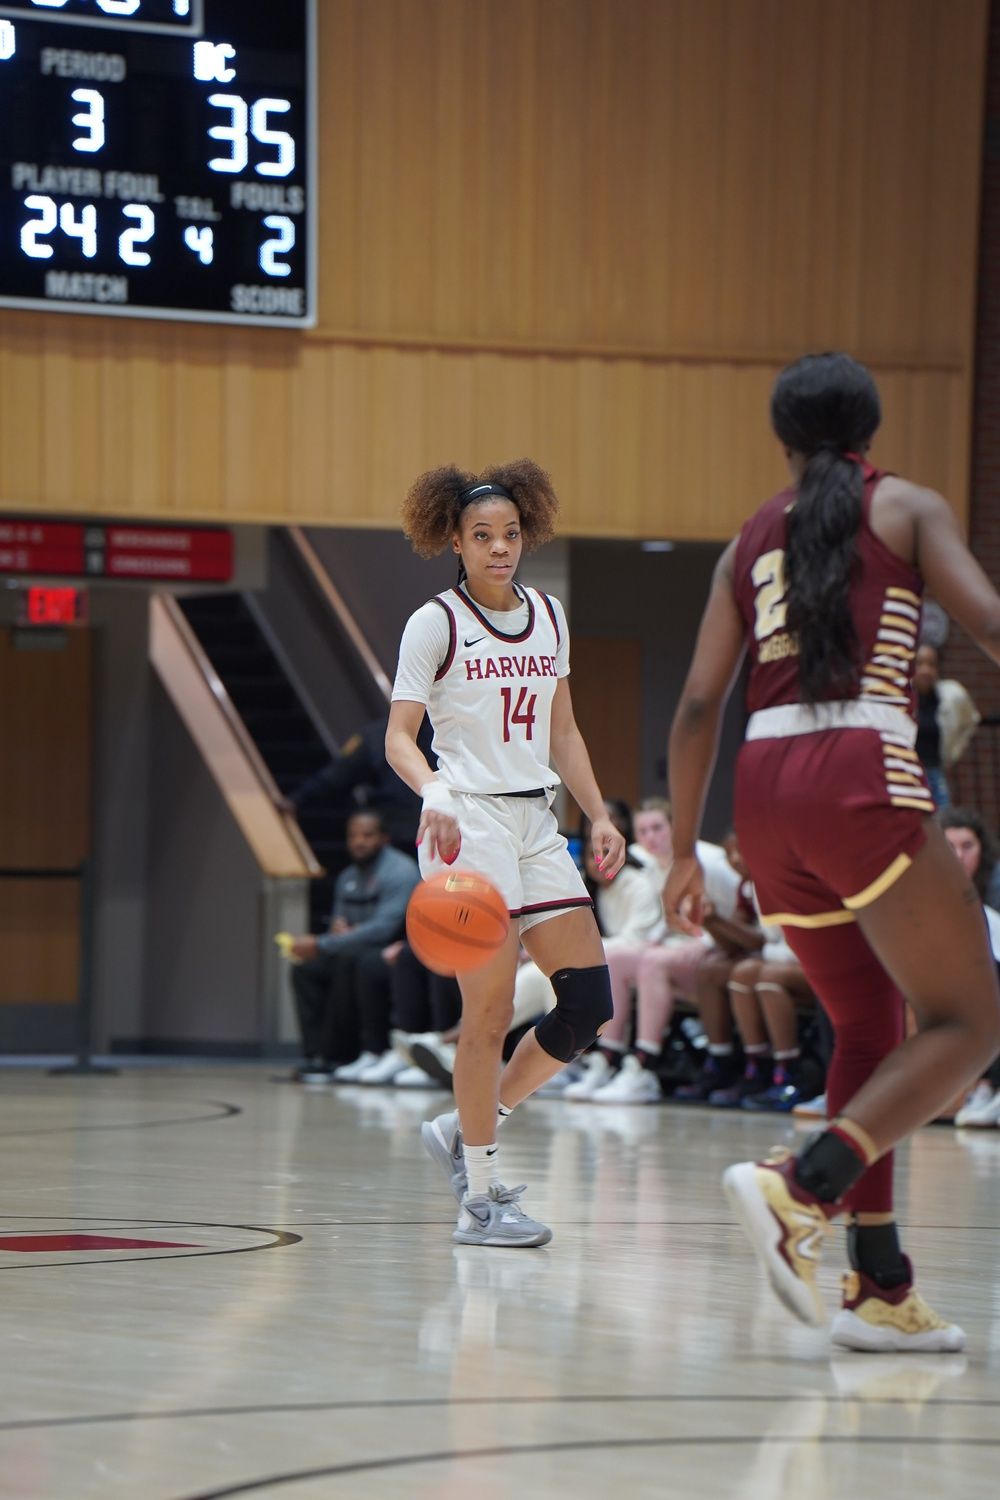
[386,460,626,1248]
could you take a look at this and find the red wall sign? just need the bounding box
[0,521,233,583]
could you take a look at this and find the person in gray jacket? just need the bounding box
[287,810,419,1081]
[914,644,980,807]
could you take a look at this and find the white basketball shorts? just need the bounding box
[418,790,592,934]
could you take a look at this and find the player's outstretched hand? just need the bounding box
[589,816,626,880]
[417,809,462,866]
[663,855,705,936]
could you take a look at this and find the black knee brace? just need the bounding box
[534,965,614,1063]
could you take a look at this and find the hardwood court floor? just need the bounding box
[0,1065,997,1499]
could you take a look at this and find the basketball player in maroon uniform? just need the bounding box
[665,352,1000,1351]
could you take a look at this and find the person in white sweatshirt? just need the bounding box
[509,844,665,1082]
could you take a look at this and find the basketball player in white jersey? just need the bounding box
[386,460,626,1248]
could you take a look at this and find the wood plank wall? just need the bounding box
[0,0,987,540]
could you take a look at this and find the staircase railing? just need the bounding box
[149,593,323,879]
[286,525,392,704]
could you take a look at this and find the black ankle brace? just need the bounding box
[848,1221,909,1289]
[793,1130,867,1204]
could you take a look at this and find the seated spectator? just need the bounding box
[289,714,433,850]
[389,943,462,1088]
[596,800,741,1100]
[511,836,665,1101]
[340,937,462,1087]
[939,807,1000,1127]
[708,933,821,1112]
[674,834,764,1101]
[739,928,823,1113]
[284,811,419,1081]
[914,645,980,809]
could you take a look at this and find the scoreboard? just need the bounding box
[0,0,316,326]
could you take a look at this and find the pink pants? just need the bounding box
[603,938,709,1050]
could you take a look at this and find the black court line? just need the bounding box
[173,1434,1000,1498]
[0,1100,241,1138]
[0,1217,300,1270]
[268,1218,1000,1231]
[2,1390,998,1435]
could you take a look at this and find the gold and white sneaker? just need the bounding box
[830,1264,965,1353]
[722,1149,833,1327]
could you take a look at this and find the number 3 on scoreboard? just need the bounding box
[751,547,788,641]
[501,686,536,743]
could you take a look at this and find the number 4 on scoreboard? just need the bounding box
[183,224,214,265]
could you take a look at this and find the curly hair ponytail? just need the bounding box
[401,465,477,560]
[771,353,882,703]
[401,458,559,559]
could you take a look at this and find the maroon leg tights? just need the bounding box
[782,922,904,1214]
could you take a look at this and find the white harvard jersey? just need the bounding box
[393,585,569,795]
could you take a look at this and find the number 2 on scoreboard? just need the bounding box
[501,686,536,743]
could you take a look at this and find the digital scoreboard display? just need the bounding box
[0,0,315,325]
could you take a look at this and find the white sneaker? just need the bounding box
[591,1053,661,1104]
[792,1092,828,1120]
[954,1082,1000,1128]
[394,1064,439,1088]
[563,1051,616,1100]
[454,1184,552,1248]
[357,1050,409,1085]
[409,1034,457,1089]
[535,1065,582,1098]
[390,1028,417,1065]
[331,1050,380,1083]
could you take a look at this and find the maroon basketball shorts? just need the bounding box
[734,727,933,928]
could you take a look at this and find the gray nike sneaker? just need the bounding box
[421,1109,467,1201]
[454,1183,553,1248]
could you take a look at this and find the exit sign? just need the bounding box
[20,585,87,626]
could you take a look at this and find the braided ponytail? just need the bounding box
[771,354,882,703]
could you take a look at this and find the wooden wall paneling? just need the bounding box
[100,324,140,515]
[0,0,988,535]
[121,326,175,515]
[0,321,45,509]
[0,628,91,870]
[171,327,227,518]
[219,332,294,519]
[0,880,80,1005]
[568,634,642,812]
[41,324,101,512]
[287,339,332,520]
[924,1,990,356]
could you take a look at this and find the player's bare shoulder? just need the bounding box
[868,473,927,562]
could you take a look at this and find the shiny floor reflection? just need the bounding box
[0,1066,996,1498]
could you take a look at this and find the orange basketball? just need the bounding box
[406,869,510,976]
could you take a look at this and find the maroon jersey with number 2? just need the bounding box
[731,462,934,928]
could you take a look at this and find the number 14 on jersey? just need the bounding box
[501,686,537,742]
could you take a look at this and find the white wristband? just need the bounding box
[420,780,456,816]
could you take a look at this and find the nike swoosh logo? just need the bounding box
[464,636,485,648]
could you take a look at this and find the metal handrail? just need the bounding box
[286,525,392,703]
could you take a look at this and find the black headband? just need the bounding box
[457,482,515,509]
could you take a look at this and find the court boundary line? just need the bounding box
[0,1100,242,1138]
[169,1434,1000,1499]
[1,1390,997,1434]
